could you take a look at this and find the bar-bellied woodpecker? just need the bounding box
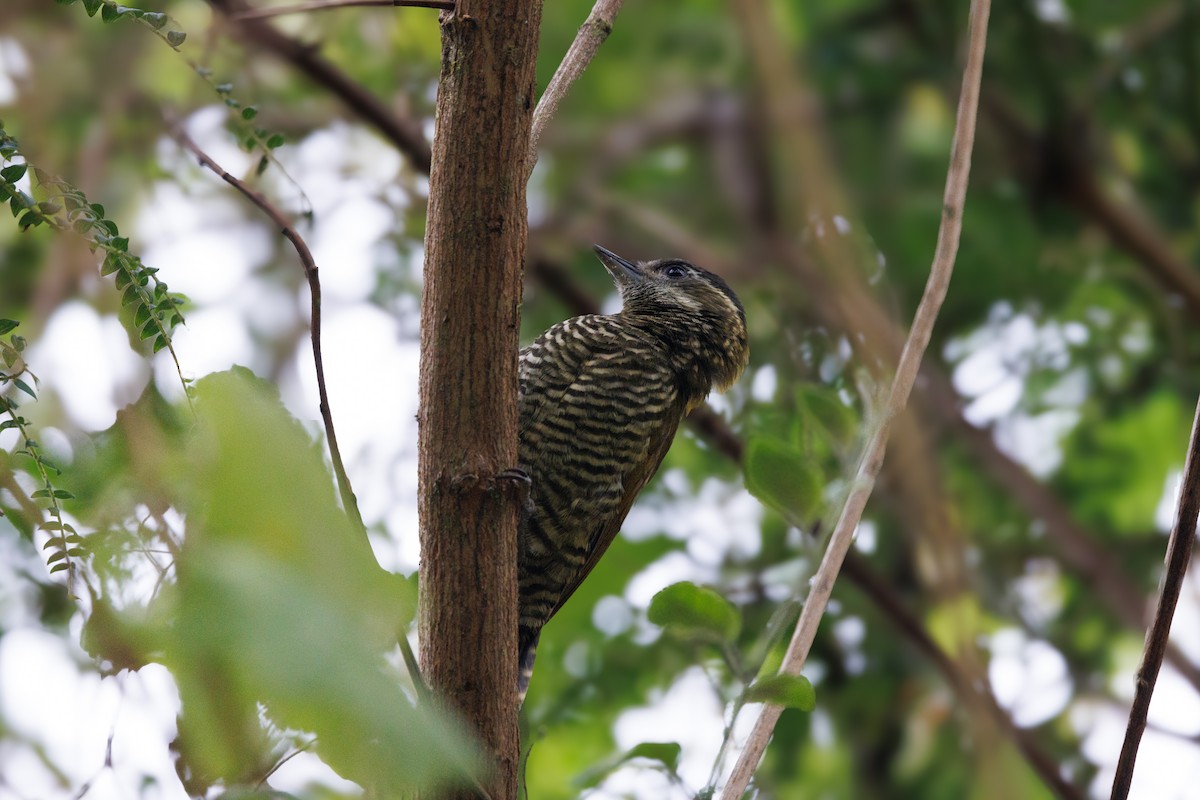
[517,245,748,699]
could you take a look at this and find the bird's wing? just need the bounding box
[546,403,681,619]
[519,319,683,621]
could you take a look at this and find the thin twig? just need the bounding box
[233,0,453,21]
[172,127,363,534]
[207,0,433,174]
[526,0,624,178]
[171,126,430,701]
[1110,394,1200,800]
[718,1,991,796]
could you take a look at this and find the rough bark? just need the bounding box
[418,2,542,798]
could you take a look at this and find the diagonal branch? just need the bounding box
[232,0,453,21]
[526,0,624,178]
[1110,393,1200,800]
[841,552,1085,800]
[718,0,991,795]
[206,0,433,174]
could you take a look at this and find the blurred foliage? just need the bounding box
[1,0,1199,799]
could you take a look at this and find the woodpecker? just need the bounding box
[517,245,749,699]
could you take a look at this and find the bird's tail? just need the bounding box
[517,625,540,706]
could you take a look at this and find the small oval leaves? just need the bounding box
[744,436,822,520]
[648,581,740,642]
[745,673,816,712]
[1,163,27,183]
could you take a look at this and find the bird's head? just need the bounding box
[594,245,749,395]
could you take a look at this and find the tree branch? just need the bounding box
[1110,393,1200,800]
[842,552,1085,800]
[526,0,624,178]
[232,0,454,21]
[719,0,991,795]
[206,0,434,174]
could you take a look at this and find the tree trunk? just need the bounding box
[417,2,542,799]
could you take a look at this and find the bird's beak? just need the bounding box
[593,245,644,288]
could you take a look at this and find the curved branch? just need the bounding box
[173,126,365,533]
[206,0,433,174]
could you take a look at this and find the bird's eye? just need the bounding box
[664,265,688,279]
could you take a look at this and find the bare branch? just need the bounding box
[207,0,433,174]
[718,0,992,795]
[526,0,624,178]
[172,125,431,701]
[841,552,1086,800]
[1110,394,1200,800]
[232,0,453,21]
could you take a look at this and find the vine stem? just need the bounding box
[717,1,992,796]
[1110,393,1200,800]
[172,126,429,699]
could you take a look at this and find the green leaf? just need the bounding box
[0,319,18,335]
[166,30,186,48]
[744,436,822,520]
[241,106,258,121]
[624,742,681,771]
[12,378,35,399]
[574,741,682,789]
[50,562,70,574]
[152,335,169,353]
[142,11,166,28]
[647,581,740,642]
[266,134,285,149]
[1,163,27,183]
[745,673,816,712]
[798,385,856,443]
[156,370,481,792]
[52,489,75,500]
[100,2,121,22]
[10,335,24,352]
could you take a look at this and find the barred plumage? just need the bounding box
[517,245,748,700]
